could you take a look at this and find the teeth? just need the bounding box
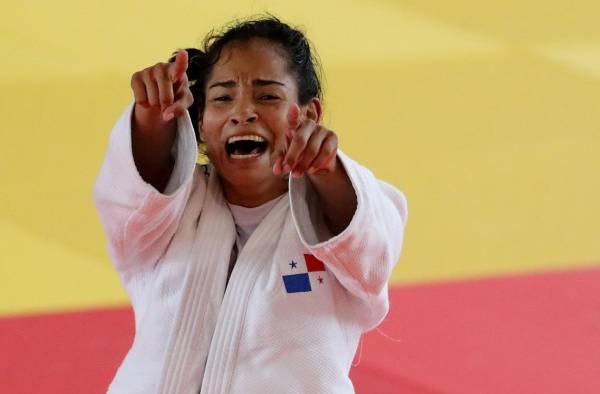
[230,152,262,159]
[227,135,265,144]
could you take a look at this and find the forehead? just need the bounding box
[208,38,292,82]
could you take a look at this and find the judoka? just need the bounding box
[93,16,408,394]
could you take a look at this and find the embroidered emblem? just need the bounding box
[282,273,311,293]
[282,254,326,293]
[304,254,326,272]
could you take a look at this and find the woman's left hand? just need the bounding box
[272,104,339,178]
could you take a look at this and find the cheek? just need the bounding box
[198,120,224,160]
[200,110,224,140]
[260,107,289,136]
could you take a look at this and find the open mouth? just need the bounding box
[225,135,268,159]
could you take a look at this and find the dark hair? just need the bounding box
[169,15,323,144]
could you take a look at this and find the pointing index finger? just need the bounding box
[287,103,300,139]
[169,50,188,83]
[272,103,300,174]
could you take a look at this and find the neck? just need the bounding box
[221,177,288,208]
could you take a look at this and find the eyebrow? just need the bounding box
[208,79,286,89]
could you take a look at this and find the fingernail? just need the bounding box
[292,171,303,178]
[164,112,174,121]
[282,164,291,173]
[307,167,316,174]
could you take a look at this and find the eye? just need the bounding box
[213,95,232,102]
[259,94,279,101]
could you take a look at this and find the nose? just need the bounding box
[230,113,257,125]
[230,100,258,125]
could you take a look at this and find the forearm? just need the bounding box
[131,105,177,192]
[307,157,357,235]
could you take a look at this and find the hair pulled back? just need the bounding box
[169,15,323,143]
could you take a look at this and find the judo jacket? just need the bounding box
[93,103,408,394]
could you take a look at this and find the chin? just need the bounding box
[234,169,284,189]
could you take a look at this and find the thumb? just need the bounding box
[170,50,188,83]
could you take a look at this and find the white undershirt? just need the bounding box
[227,194,286,254]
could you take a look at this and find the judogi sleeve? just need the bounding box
[92,103,198,273]
[290,150,408,328]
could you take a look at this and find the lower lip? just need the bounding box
[229,152,262,159]
[226,150,269,165]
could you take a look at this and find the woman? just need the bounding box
[93,15,408,394]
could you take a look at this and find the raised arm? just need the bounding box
[130,50,193,192]
[92,51,198,274]
[279,104,408,328]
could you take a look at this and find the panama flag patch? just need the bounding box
[282,254,326,293]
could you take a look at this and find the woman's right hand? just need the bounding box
[130,50,194,124]
[129,50,193,192]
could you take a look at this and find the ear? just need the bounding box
[197,119,206,143]
[303,98,322,123]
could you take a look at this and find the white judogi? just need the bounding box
[93,103,408,394]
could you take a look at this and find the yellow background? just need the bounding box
[1,1,599,316]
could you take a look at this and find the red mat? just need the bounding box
[351,266,600,394]
[2,266,599,393]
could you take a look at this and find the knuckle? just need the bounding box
[141,69,152,83]
[295,131,310,145]
[161,87,173,98]
[326,132,338,145]
[288,150,302,164]
[303,154,315,165]
[323,143,336,155]
[305,143,318,155]
[150,64,162,78]
[160,65,171,78]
